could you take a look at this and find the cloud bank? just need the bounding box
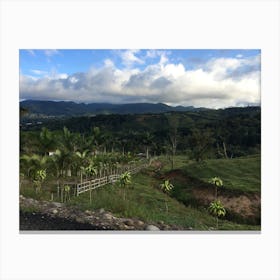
[20,51,260,108]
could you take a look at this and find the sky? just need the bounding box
[19,49,261,108]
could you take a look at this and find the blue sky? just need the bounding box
[19,49,261,108]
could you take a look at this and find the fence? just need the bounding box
[76,163,147,196]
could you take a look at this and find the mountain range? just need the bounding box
[20,100,203,117]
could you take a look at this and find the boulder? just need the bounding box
[145,225,160,231]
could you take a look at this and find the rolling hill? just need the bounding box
[20,100,199,117]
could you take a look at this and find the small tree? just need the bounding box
[208,200,226,229]
[209,177,223,199]
[33,169,47,193]
[85,163,98,204]
[119,171,131,200]
[63,185,71,202]
[160,180,174,212]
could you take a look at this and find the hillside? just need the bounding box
[20,100,198,117]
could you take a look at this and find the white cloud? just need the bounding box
[30,69,48,75]
[20,54,260,108]
[44,49,60,57]
[120,49,144,67]
[104,59,114,67]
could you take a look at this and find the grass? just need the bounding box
[66,171,260,230]
[20,154,261,230]
[183,155,261,193]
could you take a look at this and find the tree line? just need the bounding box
[21,106,261,163]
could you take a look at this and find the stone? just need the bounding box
[145,225,160,231]
[52,209,58,214]
[124,219,134,226]
[136,220,145,226]
[99,208,105,214]
[103,213,113,220]
[51,202,63,208]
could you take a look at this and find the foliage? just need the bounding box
[209,177,223,187]
[160,180,174,193]
[33,169,47,193]
[209,176,223,199]
[208,200,226,218]
[208,200,226,229]
[21,107,261,159]
[119,171,132,200]
[119,172,132,188]
[160,179,174,212]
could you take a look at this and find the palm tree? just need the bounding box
[62,185,71,202]
[33,169,47,193]
[20,154,48,180]
[209,177,223,199]
[75,150,89,182]
[208,200,226,229]
[142,132,154,160]
[160,180,174,212]
[119,171,131,200]
[60,127,76,153]
[39,127,55,156]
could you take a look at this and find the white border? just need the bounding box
[1,1,279,279]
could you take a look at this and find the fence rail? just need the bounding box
[76,163,147,196]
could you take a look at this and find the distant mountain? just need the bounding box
[20,100,199,117]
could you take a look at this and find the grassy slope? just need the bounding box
[184,155,261,193]
[67,171,259,230]
[20,155,261,230]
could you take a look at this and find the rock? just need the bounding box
[103,213,113,220]
[99,208,105,214]
[76,217,84,223]
[162,225,170,230]
[124,219,134,226]
[51,202,63,208]
[52,209,58,214]
[85,210,91,215]
[145,225,160,231]
[136,220,145,226]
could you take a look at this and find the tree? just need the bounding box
[208,200,226,229]
[90,126,104,154]
[62,185,71,202]
[119,171,131,200]
[160,179,174,212]
[20,154,48,180]
[33,169,47,193]
[189,128,215,162]
[60,127,76,153]
[39,127,55,156]
[142,132,154,159]
[166,114,179,169]
[209,177,223,199]
[75,150,89,182]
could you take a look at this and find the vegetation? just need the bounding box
[208,200,226,229]
[19,106,261,230]
[159,180,174,212]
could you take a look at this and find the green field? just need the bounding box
[184,155,261,193]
